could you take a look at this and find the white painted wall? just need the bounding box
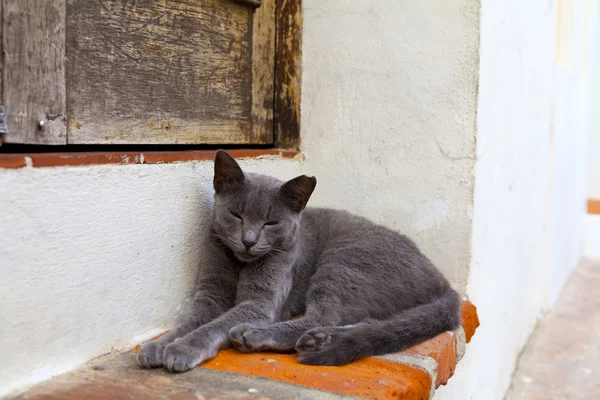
[300,0,480,290]
[548,0,591,304]
[437,0,592,398]
[0,158,302,396]
[588,0,600,201]
[584,0,600,260]
[436,0,555,396]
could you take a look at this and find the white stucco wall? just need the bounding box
[0,158,302,396]
[300,0,480,290]
[548,0,591,304]
[585,0,600,259]
[436,1,555,396]
[588,0,600,201]
[437,0,591,398]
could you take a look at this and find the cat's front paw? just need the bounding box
[137,340,168,368]
[229,323,263,352]
[162,342,208,373]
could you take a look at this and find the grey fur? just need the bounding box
[137,150,461,372]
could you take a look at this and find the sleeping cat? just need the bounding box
[137,150,461,372]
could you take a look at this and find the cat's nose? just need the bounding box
[242,230,258,249]
[242,238,257,249]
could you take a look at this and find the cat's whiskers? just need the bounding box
[211,233,243,252]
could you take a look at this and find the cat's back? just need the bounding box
[300,207,449,316]
[302,207,446,279]
[302,207,408,245]
[302,207,366,232]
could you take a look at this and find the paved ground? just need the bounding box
[506,259,600,400]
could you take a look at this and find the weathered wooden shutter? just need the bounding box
[1,0,275,145]
[2,0,67,144]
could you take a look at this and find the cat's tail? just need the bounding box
[296,289,462,366]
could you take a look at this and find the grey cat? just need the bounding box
[137,150,461,372]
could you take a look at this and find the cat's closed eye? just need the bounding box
[264,221,279,226]
[230,211,242,219]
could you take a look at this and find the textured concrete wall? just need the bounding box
[0,158,302,396]
[300,0,481,291]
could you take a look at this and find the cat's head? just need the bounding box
[211,150,316,262]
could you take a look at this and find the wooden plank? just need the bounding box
[2,0,67,144]
[274,0,302,150]
[0,0,3,103]
[250,0,276,143]
[231,0,262,7]
[0,0,4,142]
[66,0,268,145]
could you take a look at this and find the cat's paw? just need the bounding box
[296,327,362,366]
[162,342,207,373]
[229,323,267,352]
[137,340,168,368]
[295,327,335,352]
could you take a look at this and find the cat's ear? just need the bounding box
[280,175,317,212]
[214,150,245,193]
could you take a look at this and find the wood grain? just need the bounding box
[2,0,67,144]
[66,0,268,145]
[0,0,3,119]
[250,0,276,143]
[274,0,302,150]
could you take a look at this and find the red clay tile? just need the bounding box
[202,350,432,400]
[0,149,298,169]
[0,155,27,168]
[134,343,432,399]
[404,332,456,387]
[588,199,600,215]
[461,301,480,343]
[131,301,480,398]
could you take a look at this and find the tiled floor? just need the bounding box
[506,259,600,400]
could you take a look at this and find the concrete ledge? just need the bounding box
[10,302,479,400]
[141,301,478,399]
